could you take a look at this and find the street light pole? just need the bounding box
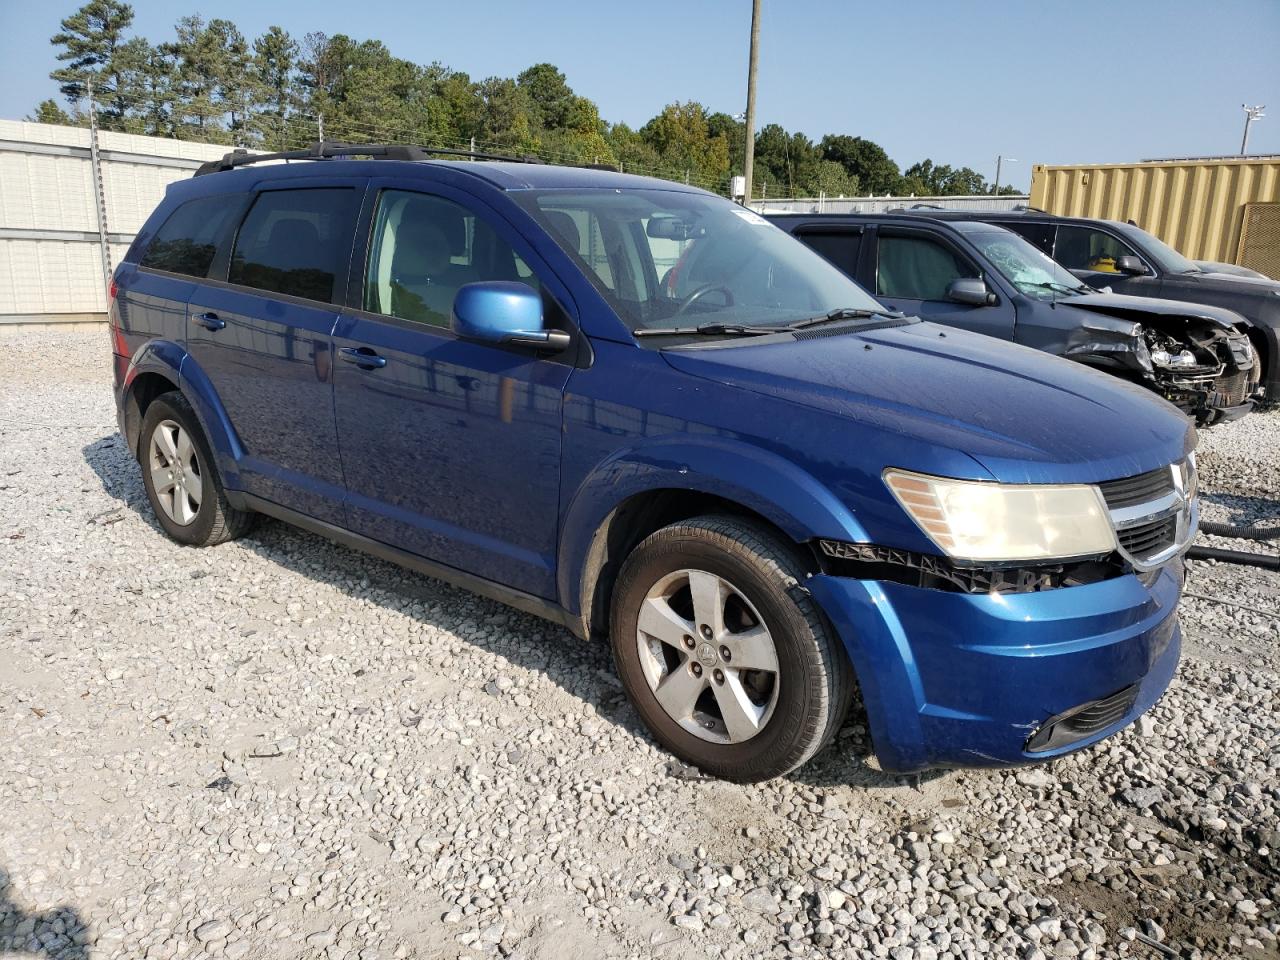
[1240,105,1265,155]
[993,155,1017,196]
[741,0,762,205]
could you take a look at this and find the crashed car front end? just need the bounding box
[1061,306,1262,426]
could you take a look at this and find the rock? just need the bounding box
[741,888,780,915]
[193,920,231,942]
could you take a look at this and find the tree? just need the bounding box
[753,124,822,196]
[901,159,990,196]
[820,134,900,195]
[251,26,297,148]
[640,102,730,186]
[28,99,74,125]
[113,36,174,136]
[50,0,135,124]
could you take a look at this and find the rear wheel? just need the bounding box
[610,516,853,782]
[139,392,254,546]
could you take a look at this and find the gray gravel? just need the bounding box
[1,329,1277,960]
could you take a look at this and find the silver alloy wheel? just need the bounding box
[635,568,781,744]
[147,418,203,526]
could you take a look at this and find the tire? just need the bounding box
[138,391,255,546]
[610,515,853,783]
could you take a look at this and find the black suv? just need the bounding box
[929,210,1280,399]
[768,212,1260,424]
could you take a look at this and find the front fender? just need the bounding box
[556,435,867,616]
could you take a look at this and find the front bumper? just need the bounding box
[808,559,1183,773]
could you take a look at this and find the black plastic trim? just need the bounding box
[233,492,584,638]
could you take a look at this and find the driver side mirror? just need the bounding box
[1115,255,1149,276]
[451,281,570,352]
[945,277,995,306]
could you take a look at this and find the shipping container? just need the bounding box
[1029,156,1280,274]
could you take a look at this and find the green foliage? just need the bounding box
[28,99,75,125]
[38,1,1009,197]
[50,0,134,120]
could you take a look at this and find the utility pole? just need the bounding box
[85,79,113,292]
[741,0,762,205]
[993,155,1017,196]
[1240,104,1265,155]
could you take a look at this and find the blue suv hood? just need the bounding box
[660,321,1193,484]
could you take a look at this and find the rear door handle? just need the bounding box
[338,346,387,369]
[193,311,225,331]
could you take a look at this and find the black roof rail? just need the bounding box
[1010,204,1053,214]
[193,141,543,177]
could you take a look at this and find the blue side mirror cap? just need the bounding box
[451,281,570,351]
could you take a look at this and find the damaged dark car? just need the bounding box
[769,212,1260,425]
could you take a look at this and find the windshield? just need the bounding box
[1114,222,1199,274]
[968,229,1089,300]
[515,189,884,332]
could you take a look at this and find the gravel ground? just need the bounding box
[1,329,1276,960]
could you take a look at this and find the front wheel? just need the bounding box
[610,516,853,782]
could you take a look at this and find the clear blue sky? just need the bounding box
[2,0,1278,191]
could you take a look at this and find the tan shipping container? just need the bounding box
[1029,157,1280,276]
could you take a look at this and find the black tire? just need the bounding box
[610,515,853,783]
[138,391,255,546]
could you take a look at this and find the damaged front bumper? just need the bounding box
[807,559,1183,773]
[1066,316,1262,426]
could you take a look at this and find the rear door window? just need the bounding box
[229,188,361,303]
[140,195,243,278]
[876,232,979,300]
[795,229,862,278]
[1053,225,1141,274]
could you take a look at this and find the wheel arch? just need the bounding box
[558,440,868,641]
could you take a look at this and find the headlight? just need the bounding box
[883,469,1115,563]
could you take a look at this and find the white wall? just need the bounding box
[0,120,234,318]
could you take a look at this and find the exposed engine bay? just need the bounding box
[1058,301,1262,426]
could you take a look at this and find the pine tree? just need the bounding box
[50,0,135,126]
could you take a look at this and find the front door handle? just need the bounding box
[193,311,225,331]
[338,346,387,369]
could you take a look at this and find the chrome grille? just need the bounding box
[1099,460,1196,571]
[1117,515,1178,558]
[1098,468,1175,510]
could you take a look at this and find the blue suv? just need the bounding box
[110,143,1197,782]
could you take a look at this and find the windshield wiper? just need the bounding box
[1026,281,1087,296]
[785,306,902,329]
[632,322,793,338]
[633,307,903,339]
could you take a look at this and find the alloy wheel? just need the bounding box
[635,568,781,744]
[148,418,203,526]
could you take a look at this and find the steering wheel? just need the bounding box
[673,283,735,317]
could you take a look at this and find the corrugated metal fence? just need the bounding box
[1029,157,1280,271]
[0,120,232,322]
[750,195,1030,215]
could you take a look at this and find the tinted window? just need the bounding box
[998,220,1056,256]
[796,230,862,278]
[140,195,241,278]
[1053,225,1140,274]
[877,233,979,300]
[364,190,540,327]
[229,188,360,303]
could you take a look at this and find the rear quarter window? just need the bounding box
[229,188,362,304]
[139,194,244,278]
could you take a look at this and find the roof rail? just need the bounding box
[1010,204,1052,214]
[193,141,543,177]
